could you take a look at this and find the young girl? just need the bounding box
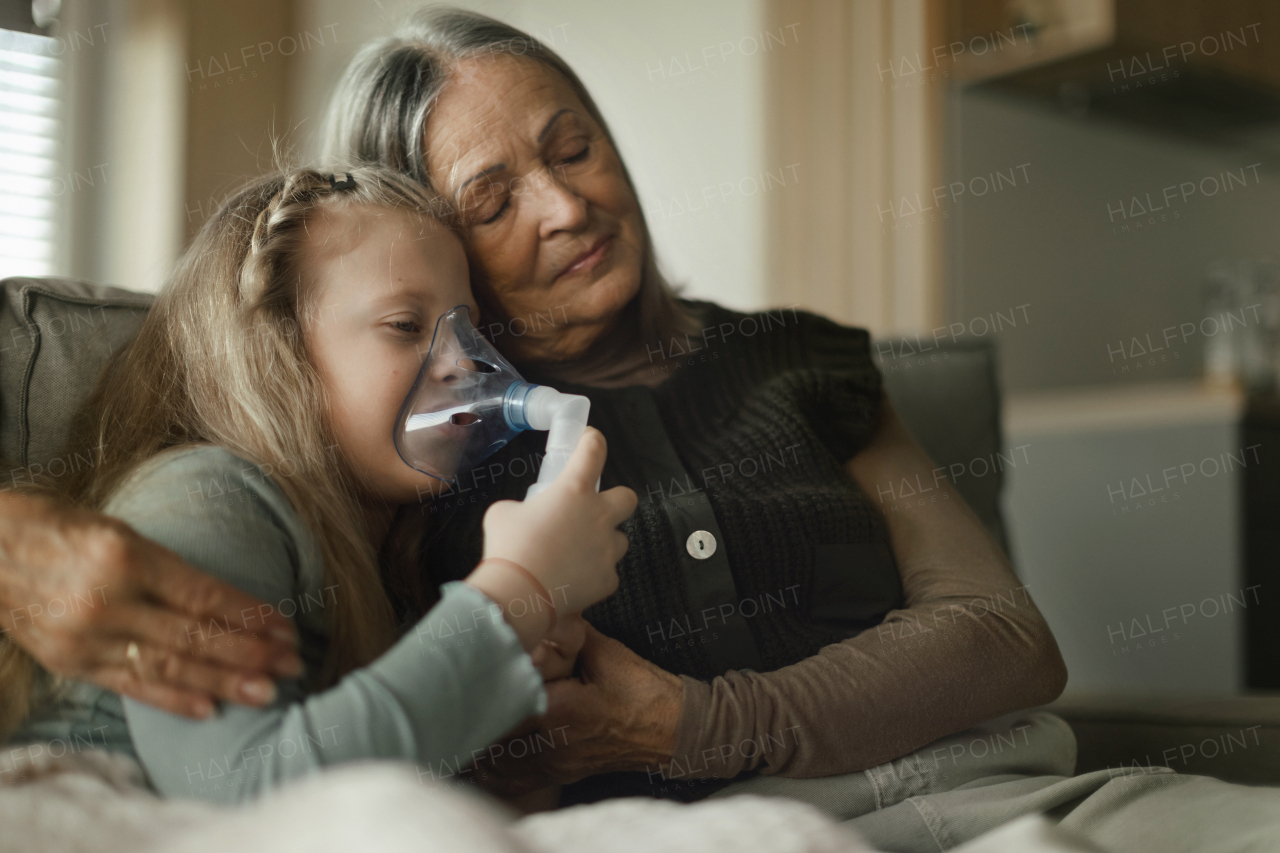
[1,166,635,803]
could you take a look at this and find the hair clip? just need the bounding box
[328,173,356,191]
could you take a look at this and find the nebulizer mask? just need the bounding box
[394,305,591,499]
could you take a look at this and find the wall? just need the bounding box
[1004,387,1246,693]
[56,0,300,293]
[763,0,947,338]
[948,87,1280,393]
[58,0,188,294]
[182,0,301,245]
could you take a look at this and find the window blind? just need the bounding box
[0,26,62,277]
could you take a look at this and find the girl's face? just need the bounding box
[299,205,475,504]
[424,55,645,363]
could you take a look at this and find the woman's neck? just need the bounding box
[508,295,704,390]
[519,341,671,390]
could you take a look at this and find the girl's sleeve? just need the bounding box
[108,447,544,803]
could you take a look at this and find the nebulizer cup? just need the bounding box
[394,305,592,499]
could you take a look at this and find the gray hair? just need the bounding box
[319,6,699,382]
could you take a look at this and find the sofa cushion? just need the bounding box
[1047,693,1280,785]
[0,277,154,479]
[879,339,1009,552]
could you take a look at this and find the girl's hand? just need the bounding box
[473,427,635,616]
[529,613,587,681]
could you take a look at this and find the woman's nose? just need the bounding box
[532,168,589,239]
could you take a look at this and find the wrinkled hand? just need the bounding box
[0,491,301,718]
[476,622,683,792]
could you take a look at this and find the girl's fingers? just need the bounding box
[600,485,638,525]
[610,530,630,564]
[559,427,609,490]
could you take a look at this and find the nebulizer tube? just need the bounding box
[394,305,593,499]
[504,383,592,498]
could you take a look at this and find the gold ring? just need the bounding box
[126,641,143,676]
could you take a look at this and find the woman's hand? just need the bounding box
[478,622,683,788]
[471,427,636,620]
[0,491,302,718]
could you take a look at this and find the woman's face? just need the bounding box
[299,205,476,505]
[425,56,645,363]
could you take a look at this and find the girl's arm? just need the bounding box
[664,399,1067,778]
[114,439,632,804]
[112,447,542,803]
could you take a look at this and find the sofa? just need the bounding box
[2,275,1278,787]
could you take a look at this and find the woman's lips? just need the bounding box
[556,235,614,280]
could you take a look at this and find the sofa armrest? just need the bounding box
[0,277,153,472]
[1045,692,1280,786]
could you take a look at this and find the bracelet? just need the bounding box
[477,557,557,632]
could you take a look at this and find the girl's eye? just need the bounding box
[389,320,421,335]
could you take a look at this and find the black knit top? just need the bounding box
[418,301,903,683]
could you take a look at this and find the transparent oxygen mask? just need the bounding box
[394,305,591,498]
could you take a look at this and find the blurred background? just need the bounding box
[3,0,1279,697]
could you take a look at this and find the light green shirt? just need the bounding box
[8,445,544,803]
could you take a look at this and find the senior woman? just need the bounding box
[316,7,1066,800]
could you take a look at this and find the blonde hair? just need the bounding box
[0,641,33,742]
[59,166,452,689]
[319,6,700,383]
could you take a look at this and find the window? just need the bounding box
[0,26,62,277]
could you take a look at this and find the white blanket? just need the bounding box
[0,749,1091,853]
[0,749,869,853]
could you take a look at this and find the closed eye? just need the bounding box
[481,198,510,225]
[388,320,422,335]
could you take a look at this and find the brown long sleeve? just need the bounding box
[661,405,1068,780]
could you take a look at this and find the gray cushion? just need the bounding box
[0,277,153,476]
[1047,693,1280,785]
[879,340,1009,551]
